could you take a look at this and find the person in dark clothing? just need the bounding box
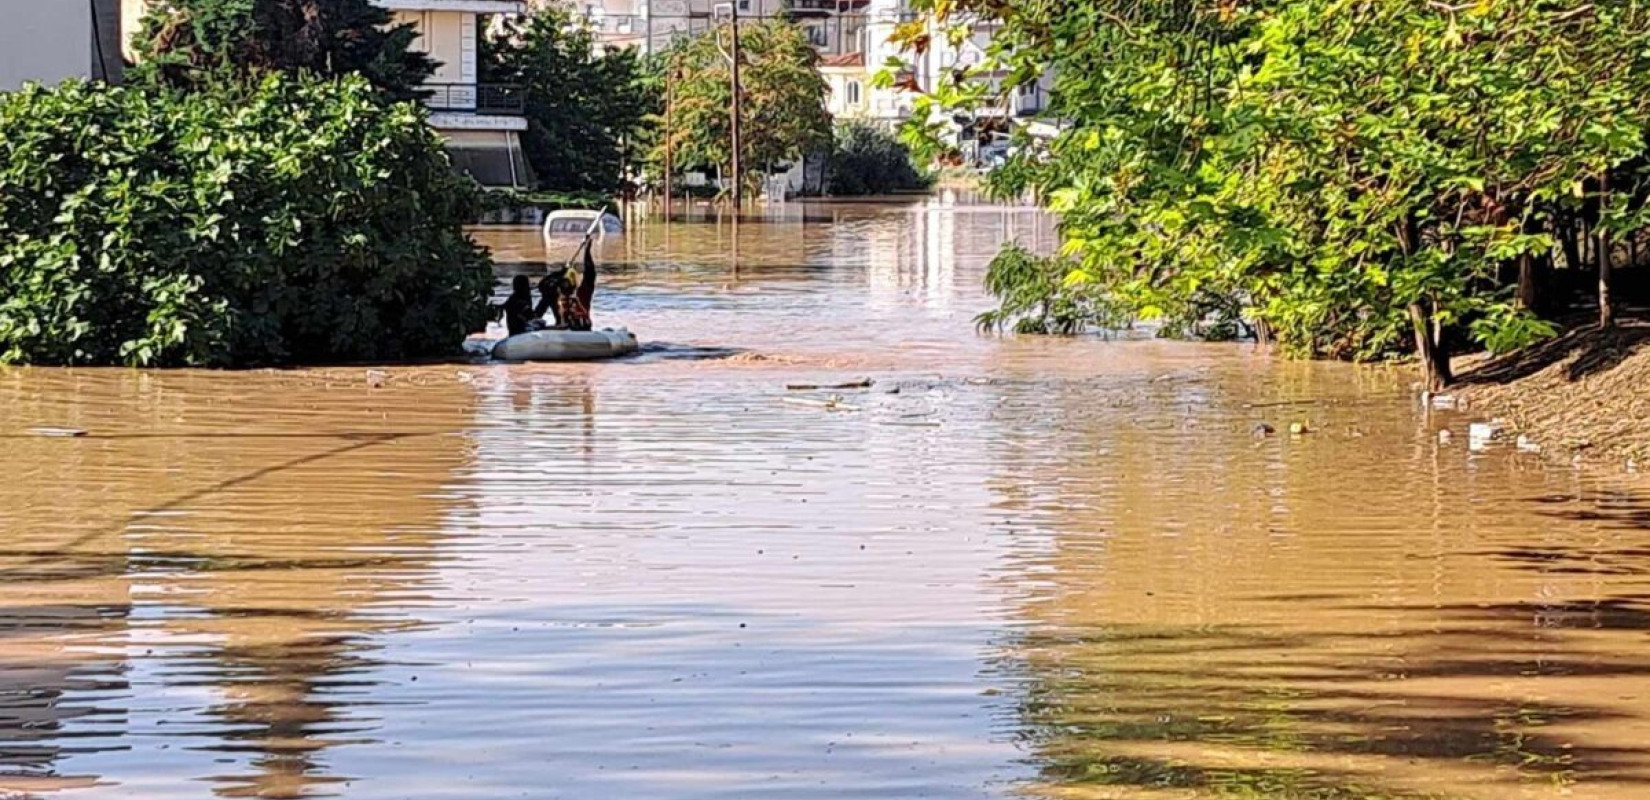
[536,240,597,331]
[497,274,535,336]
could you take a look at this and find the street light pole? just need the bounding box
[664,62,677,217]
[729,0,743,207]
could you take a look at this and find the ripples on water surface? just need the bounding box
[2,199,1649,800]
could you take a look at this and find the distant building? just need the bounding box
[381,1,531,188]
[117,0,530,188]
[550,0,791,54]
[555,0,1047,155]
[0,0,124,90]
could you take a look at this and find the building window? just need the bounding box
[847,81,862,106]
[804,24,828,48]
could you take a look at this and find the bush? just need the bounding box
[975,244,1127,335]
[0,76,492,367]
[826,122,932,197]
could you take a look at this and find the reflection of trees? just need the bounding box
[0,369,475,798]
[0,374,134,795]
[488,372,601,465]
[984,365,1650,800]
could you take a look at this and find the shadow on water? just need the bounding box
[1018,603,1650,800]
[0,370,477,798]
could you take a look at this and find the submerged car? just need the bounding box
[543,209,623,239]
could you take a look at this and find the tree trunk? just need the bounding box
[1409,302,1452,391]
[1598,175,1615,328]
[1517,253,1538,311]
[1560,221,1582,272]
[1516,214,1541,312]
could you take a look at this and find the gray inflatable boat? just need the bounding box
[492,328,639,362]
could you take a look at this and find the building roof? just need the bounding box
[819,52,866,69]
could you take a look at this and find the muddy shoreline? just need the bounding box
[1458,321,1650,468]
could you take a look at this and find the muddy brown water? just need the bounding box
[2,198,1649,800]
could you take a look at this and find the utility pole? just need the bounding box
[730,0,744,207]
[664,61,677,218]
[644,0,653,56]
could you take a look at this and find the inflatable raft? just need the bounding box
[492,328,639,362]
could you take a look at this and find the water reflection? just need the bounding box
[0,202,1647,800]
[980,359,1650,799]
[0,369,476,797]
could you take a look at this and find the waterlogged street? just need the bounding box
[3,200,1650,800]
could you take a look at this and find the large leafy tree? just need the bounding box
[482,7,655,195]
[130,0,434,101]
[898,0,1650,389]
[0,76,491,367]
[657,19,832,198]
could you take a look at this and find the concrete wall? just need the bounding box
[122,0,150,62]
[394,10,472,84]
[822,69,868,120]
[0,2,94,90]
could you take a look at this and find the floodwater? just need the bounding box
[2,198,1649,800]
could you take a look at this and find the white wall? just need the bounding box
[822,69,868,120]
[395,10,474,85]
[0,2,94,90]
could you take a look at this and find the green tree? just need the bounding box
[827,121,932,196]
[896,0,1650,389]
[658,19,832,198]
[481,8,656,196]
[130,0,434,101]
[0,76,491,367]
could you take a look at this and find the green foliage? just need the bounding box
[656,19,833,197]
[826,122,933,196]
[482,189,615,214]
[1471,306,1561,357]
[129,0,434,101]
[977,245,1128,335]
[0,76,492,367]
[898,0,1650,381]
[482,8,656,195]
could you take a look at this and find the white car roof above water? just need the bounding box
[544,209,623,236]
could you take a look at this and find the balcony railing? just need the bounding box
[787,0,870,13]
[422,83,525,115]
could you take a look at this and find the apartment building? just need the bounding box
[0,0,124,91]
[562,0,1046,145]
[557,0,792,53]
[116,0,529,187]
[381,1,531,187]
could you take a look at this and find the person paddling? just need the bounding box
[536,238,597,332]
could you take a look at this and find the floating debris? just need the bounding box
[365,369,389,389]
[1251,423,1276,439]
[782,396,861,412]
[28,427,87,438]
[1246,399,1319,409]
[1438,429,1453,444]
[786,378,874,391]
[1516,435,1541,454]
[1468,421,1503,452]
[1288,421,1311,436]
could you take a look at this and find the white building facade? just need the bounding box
[559,0,1047,149]
[381,0,532,188]
[116,0,529,187]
